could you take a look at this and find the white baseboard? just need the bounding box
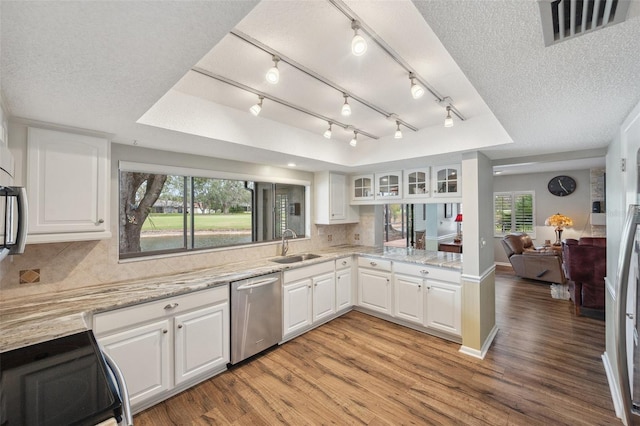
[602,351,625,424]
[459,325,499,359]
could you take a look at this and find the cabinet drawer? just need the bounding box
[357,257,391,271]
[393,262,461,283]
[335,256,353,269]
[94,285,228,335]
[284,261,334,283]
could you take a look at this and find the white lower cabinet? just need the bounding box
[93,286,229,412]
[393,274,424,324]
[357,258,392,315]
[98,319,171,406]
[335,257,354,312]
[282,261,338,340]
[425,279,462,336]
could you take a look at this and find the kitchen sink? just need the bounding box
[270,253,322,264]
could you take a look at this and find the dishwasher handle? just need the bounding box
[236,276,279,291]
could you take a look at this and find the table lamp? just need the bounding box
[454,213,463,243]
[544,213,573,246]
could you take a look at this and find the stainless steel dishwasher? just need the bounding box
[230,272,282,364]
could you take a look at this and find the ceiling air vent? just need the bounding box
[539,0,631,46]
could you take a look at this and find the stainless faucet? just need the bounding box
[281,229,298,256]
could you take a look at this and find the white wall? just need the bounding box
[493,169,592,264]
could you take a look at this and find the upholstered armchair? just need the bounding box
[501,233,566,284]
[562,238,606,317]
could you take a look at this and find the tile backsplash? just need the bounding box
[0,222,371,301]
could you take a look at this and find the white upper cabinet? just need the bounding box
[351,174,375,202]
[404,167,430,199]
[432,165,461,197]
[27,127,110,242]
[374,171,402,200]
[315,171,359,224]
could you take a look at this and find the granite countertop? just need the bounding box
[0,245,461,352]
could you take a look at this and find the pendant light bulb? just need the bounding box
[250,96,263,116]
[323,122,332,139]
[265,56,280,84]
[444,106,454,127]
[351,20,367,56]
[341,94,351,117]
[350,131,358,147]
[409,73,424,99]
[394,121,403,139]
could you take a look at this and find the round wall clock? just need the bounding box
[547,175,576,196]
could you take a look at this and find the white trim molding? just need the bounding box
[460,325,499,359]
[602,351,625,422]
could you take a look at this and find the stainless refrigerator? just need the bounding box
[615,204,640,423]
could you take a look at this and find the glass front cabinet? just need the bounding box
[351,174,374,202]
[432,165,461,197]
[404,168,430,199]
[374,171,402,200]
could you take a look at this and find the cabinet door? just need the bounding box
[425,280,462,336]
[404,168,430,199]
[283,279,313,338]
[358,268,392,314]
[432,165,461,197]
[336,268,353,311]
[174,301,229,386]
[27,127,109,236]
[394,274,424,324]
[329,173,347,220]
[98,319,171,408]
[313,272,336,323]
[352,174,374,201]
[375,171,402,200]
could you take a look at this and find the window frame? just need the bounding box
[494,191,536,238]
[118,161,311,260]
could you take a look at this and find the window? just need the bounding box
[494,192,535,236]
[119,166,307,259]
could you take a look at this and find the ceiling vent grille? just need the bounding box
[539,0,630,46]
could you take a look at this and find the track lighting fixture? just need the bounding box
[265,56,280,84]
[341,94,351,116]
[351,20,367,56]
[394,121,403,139]
[409,73,424,99]
[323,122,332,139]
[350,131,358,147]
[444,106,454,127]
[250,96,264,116]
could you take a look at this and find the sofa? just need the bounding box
[501,233,566,284]
[561,237,606,318]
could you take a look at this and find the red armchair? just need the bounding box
[561,237,606,318]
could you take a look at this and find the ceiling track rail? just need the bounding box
[191,67,380,140]
[230,30,418,132]
[327,0,466,122]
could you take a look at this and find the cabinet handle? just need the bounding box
[386,278,390,283]
[177,324,183,329]
[370,261,377,267]
[420,270,429,275]
[163,329,168,334]
[314,283,318,287]
[308,285,312,288]
[97,218,105,224]
[418,284,422,289]
[342,260,347,266]
[164,303,179,310]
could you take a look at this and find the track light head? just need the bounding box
[409,73,424,99]
[351,20,367,56]
[444,106,454,127]
[250,96,264,116]
[341,94,351,117]
[265,56,280,84]
[350,131,358,147]
[323,122,332,139]
[394,121,403,139]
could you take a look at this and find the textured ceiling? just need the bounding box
[2,1,640,173]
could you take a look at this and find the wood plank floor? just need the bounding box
[134,268,619,425]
